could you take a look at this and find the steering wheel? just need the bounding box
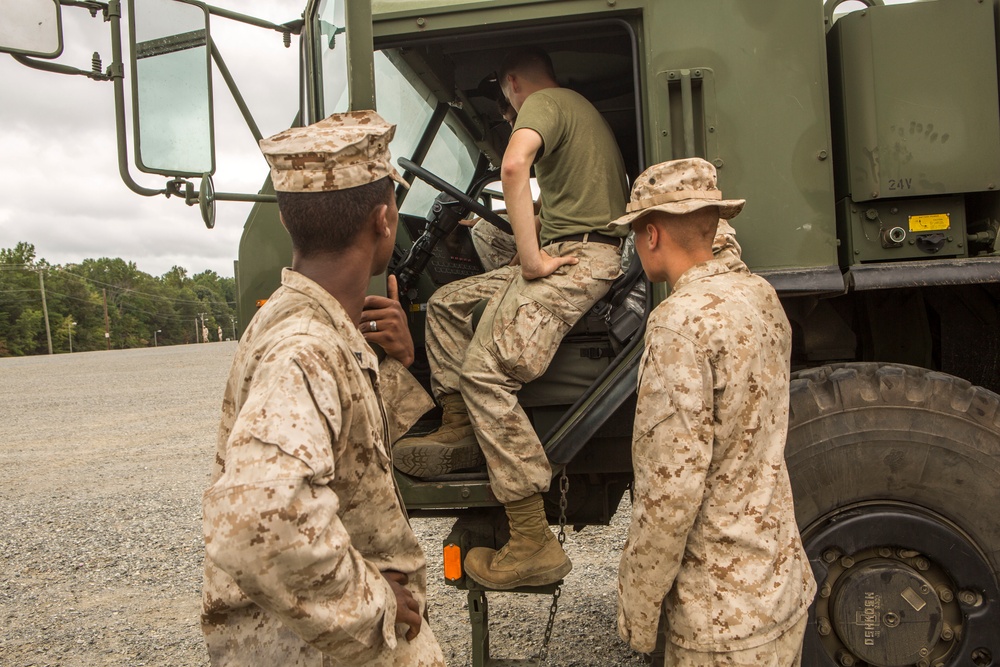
[397,157,512,234]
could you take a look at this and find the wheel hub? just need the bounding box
[831,559,942,666]
[802,502,999,667]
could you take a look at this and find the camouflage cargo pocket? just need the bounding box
[585,244,623,281]
[490,283,573,384]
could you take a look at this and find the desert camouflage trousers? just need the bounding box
[660,614,807,667]
[470,219,517,271]
[425,240,621,503]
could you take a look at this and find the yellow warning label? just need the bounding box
[908,213,950,232]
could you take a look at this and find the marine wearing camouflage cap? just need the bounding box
[202,111,445,666]
[260,110,409,193]
[616,158,815,664]
[608,156,745,229]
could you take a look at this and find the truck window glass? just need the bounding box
[396,111,478,217]
[320,41,478,217]
[317,0,348,114]
[374,49,477,217]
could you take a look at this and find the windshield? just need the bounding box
[376,51,478,216]
[315,3,478,216]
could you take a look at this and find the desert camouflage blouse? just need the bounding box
[202,269,443,666]
[618,258,816,653]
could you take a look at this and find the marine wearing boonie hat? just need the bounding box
[259,110,409,193]
[608,157,745,229]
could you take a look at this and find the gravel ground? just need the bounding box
[0,343,645,666]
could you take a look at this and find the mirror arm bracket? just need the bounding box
[213,192,277,204]
[209,40,264,144]
[168,179,276,206]
[59,0,108,13]
[11,53,111,81]
[166,178,193,201]
[205,5,303,39]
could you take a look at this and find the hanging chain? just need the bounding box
[537,469,570,666]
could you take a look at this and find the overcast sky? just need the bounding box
[0,0,910,278]
[0,0,302,277]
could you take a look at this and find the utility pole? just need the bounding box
[102,288,111,350]
[194,318,200,343]
[37,269,53,355]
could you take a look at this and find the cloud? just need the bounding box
[0,0,301,277]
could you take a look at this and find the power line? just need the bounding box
[1,264,236,308]
[1,288,227,323]
[57,269,237,307]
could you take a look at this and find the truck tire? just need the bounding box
[787,363,1000,667]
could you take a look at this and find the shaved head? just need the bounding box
[644,208,719,253]
[499,47,556,86]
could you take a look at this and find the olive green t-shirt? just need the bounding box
[513,87,629,244]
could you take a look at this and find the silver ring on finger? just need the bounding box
[369,320,377,332]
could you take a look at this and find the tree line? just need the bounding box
[0,242,237,356]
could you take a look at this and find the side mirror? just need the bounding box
[128,0,215,177]
[0,0,63,59]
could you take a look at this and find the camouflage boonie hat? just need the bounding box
[608,157,745,228]
[259,110,409,193]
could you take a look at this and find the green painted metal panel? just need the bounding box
[829,0,1000,203]
[346,0,376,110]
[373,0,646,39]
[640,1,837,272]
[236,178,291,335]
[837,195,969,264]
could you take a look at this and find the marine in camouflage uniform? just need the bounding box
[201,111,446,666]
[394,48,629,590]
[611,158,816,665]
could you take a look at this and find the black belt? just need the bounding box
[547,232,623,248]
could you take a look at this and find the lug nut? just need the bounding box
[914,557,930,571]
[837,649,857,666]
[919,648,930,657]
[820,583,832,598]
[941,624,954,641]
[960,590,980,606]
[878,547,892,558]
[840,556,855,568]
[937,586,954,603]
[817,617,832,636]
[823,549,839,564]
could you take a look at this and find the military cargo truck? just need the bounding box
[4,0,1000,665]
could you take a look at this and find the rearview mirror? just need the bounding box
[128,0,215,177]
[0,0,63,59]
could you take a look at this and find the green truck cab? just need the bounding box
[4,1,1000,664]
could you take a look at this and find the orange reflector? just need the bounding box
[256,299,268,308]
[443,543,462,581]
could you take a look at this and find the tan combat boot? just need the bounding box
[463,493,572,589]
[393,393,484,477]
